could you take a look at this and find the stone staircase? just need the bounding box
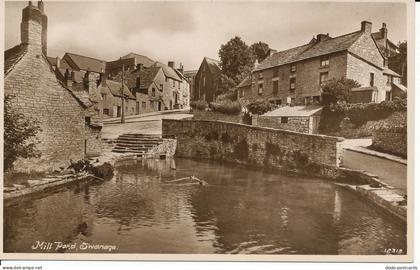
[111,133,163,156]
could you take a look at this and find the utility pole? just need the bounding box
[120,57,125,124]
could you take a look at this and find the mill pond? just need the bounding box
[4,158,406,255]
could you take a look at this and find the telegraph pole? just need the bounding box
[120,57,125,124]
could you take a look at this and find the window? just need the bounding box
[320,72,329,85]
[370,73,375,86]
[289,77,296,91]
[152,88,156,96]
[203,76,206,87]
[281,117,288,123]
[259,72,263,79]
[150,100,154,109]
[258,83,263,95]
[273,68,279,78]
[313,96,321,104]
[85,117,91,127]
[305,96,312,105]
[276,99,282,105]
[142,101,147,109]
[240,89,245,97]
[273,80,279,94]
[103,108,109,116]
[136,77,140,88]
[291,98,296,106]
[290,64,296,73]
[320,56,330,67]
[160,84,163,91]
[178,81,180,89]
[173,80,175,87]
[386,75,391,86]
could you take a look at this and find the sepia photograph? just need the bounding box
[1,0,413,262]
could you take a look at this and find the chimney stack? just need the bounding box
[55,56,60,69]
[136,63,143,70]
[361,20,372,34]
[168,61,175,68]
[316,33,329,42]
[21,2,43,53]
[84,70,97,95]
[64,69,73,87]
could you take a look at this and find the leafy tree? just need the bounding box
[216,74,237,96]
[246,100,278,115]
[320,77,361,105]
[250,42,270,64]
[218,36,254,84]
[4,95,41,172]
[397,41,407,86]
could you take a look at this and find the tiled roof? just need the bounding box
[47,56,71,70]
[237,76,252,88]
[184,70,198,77]
[4,44,27,76]
[66,82,93,107]
[103,79,136,99]
[204,57,222,75]
[262,105,323,117]
[64,52,106,73]
[255,31,363,71]
[121,52,155,68]
[152,62,182,81]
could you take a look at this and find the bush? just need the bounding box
[209,100,242,115]
[246,100,277,115]
[321,77,361,105]
[190,100,207,110]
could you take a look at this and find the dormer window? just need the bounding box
[320,56,330,67]
[290,64,296,73]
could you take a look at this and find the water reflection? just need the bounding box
[4,158,406,254]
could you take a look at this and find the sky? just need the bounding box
[4,1,407,71]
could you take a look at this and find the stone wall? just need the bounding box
[192,109,243,123]
[253,115,313,134]
[85,127,102,157]
[372,127,407,158]
[162,119,343,174]
[5,46,87,172]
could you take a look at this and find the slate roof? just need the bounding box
[4,44,27,76]
[254,31,364,71]
[47,56,71,70]
[152,62,182,81]
[121,52,155,68]
[64,52,106,73]
[183,70,198,77]
[204,57,222,75]
[237,76,252,88]
[262,105,323,117]
[129,66,161,89]
[101,79,136,99]
[383,67,401,77]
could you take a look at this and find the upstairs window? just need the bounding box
[273,68,279,78]
[273,80,279,94]
[320,56,330,67]
[258,83,263,95]
[160,84,164,91]
[370,73,375,87]
[290,64,296,73]
[136,77,140,88]
[152,88,156,97]
[259,72,263,79]
[289,77,296,91]
[281,117,288,124]
[85,117,91,127]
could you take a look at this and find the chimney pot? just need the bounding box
[361,20,372,34]
[316,34,329,42]
[168,61,175,68]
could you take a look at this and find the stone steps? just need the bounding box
[111,133,163,154]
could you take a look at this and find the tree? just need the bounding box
[4,95,42,172]
[320,77,361,105]
[250,42,270,64]
[397,41,407,86]
[216,74,237,96]
[218,36,254,84]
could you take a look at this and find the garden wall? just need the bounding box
[192,109,244,123]
[162,119,344,173]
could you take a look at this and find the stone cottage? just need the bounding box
[105,52,155,78]
[4,1,102,172]
[243,21,402,106]
[254,106,323,134]
[193,57,222,102]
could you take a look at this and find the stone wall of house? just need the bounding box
[85,127,102,157]
[192,109,243,123]
[162,119,343,173]
[253,115,312,134]
[372,128,407,158]
[5,47,86,172]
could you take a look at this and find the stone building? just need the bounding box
[193,57,222,102]
[4,1,102,172]
[253,106,323,134]
[184,70,198,102]
[97,77,136,118]
[105,52,155,78]
[243,21,401,106]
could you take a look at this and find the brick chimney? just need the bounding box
[64,69,73,87]
[361,20,372,34]
[21,1,43,54]
[316,33,329,42]
[168,61,175,68]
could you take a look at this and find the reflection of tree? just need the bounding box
[4,182,95,253]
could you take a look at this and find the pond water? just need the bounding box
[4,158,406,254]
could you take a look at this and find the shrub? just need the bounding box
[246,100,277,115]
[209,100,242,115]
[190,100,207,110]
[321,77,361,105]
[4,95,42,172]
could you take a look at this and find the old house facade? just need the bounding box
[244,21,399,106]
[4,2,102,171]
[105,52,155,78]
[193,57,222,102]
